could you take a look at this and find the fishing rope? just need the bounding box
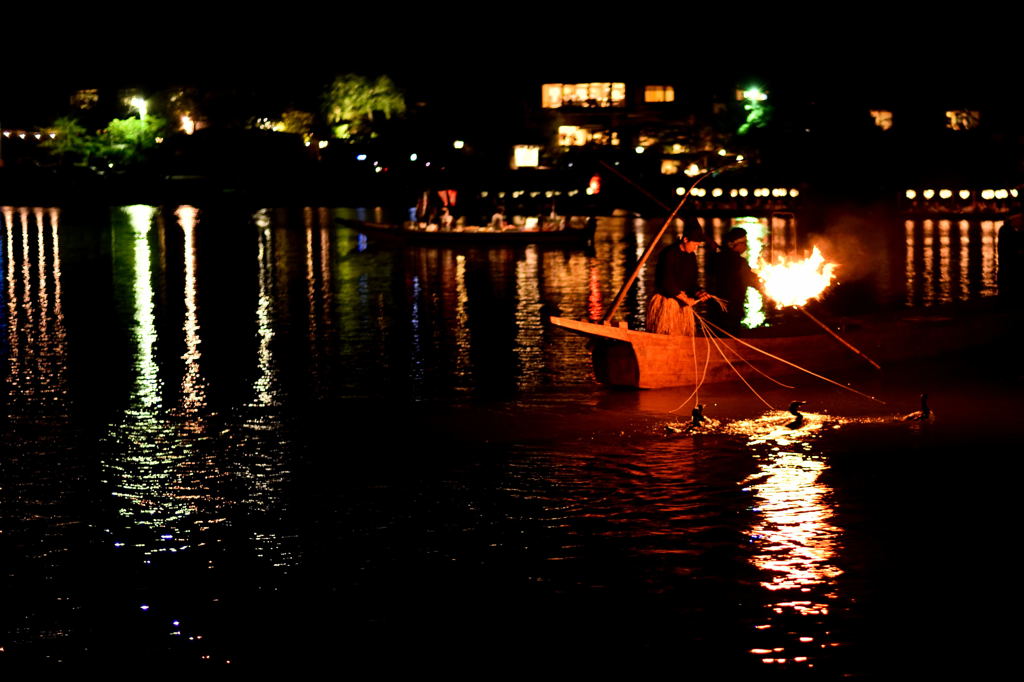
[701,318,777,411]
[669,319,714,413]
[691,324,699,407]
[695,312,886,404]
[704,319,797,389]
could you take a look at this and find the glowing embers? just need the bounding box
[756,247,837,308]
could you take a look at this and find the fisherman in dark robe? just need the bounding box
[646,219,709,335]
[710,227,762,333]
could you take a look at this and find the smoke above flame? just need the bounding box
[756,247,838,308]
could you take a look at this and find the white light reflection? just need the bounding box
[228,215,295,571]
[252,223,280,409]
[105,206,196,554]
[177,206,207,420]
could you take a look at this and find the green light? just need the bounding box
[743,87,767,102]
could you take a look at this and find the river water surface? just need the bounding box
[1,205,1019,675]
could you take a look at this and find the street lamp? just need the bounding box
[130,96,148,119]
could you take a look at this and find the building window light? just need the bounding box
[541,82,626,108]
[869,109,893,130]
[644,85,675,103]
[512,145,540,169]
[946,110,980,131]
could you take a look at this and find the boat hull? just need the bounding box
[337,219,595,247]
[549,311,1010,389]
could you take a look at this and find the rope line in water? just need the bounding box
[700,317,777,411]
[670,323,713,413]
[695,312,886,404]
[707,323,796,389]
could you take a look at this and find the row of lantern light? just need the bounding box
[905,188,1019,201]
[679,187,801,198]
[2,130,57,140]
[480,189,583,199]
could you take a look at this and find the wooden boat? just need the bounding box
[549,310,1010,389]
[336,217,596,247]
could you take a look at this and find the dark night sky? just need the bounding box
[2,9,1021,115]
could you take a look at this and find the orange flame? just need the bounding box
[756,247,837,308]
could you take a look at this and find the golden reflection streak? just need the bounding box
[730,411,843,664]
[35,208,49,342]
[50,208,65,338]
[981,220,998,296]
[454,254,472,379]
[304,208,319,391]
[48,208,69,410]
[19,208,34,343]
[515,245,543,389]
[3,207,18,392]
[318,207,333,343]
[904,220,915,307]
[938,219,951,304]
[587,260,603,321]
[304,207,316,329]
[958,220,970,302]
[633,218,648,322]
[922,219,934,307]
[0,207,70,418]
[177,205,206,421]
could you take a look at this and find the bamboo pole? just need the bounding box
[799,307,882,370]
[601,163,735,324]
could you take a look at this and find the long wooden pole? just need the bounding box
[799,307,882,370]
[601,164,733,324]
[696,312,886,404]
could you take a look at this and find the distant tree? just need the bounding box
[280,109,315,137]
[98,115,167,166]
[323,74,406,140]
[42,114,167,169]
[41,116,99,166]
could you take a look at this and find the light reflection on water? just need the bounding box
[0,204,1014,668]
[903,216,1001,307]
[730,411,844,669]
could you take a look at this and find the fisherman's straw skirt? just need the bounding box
[646,294,696,336]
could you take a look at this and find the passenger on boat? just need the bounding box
[709,227,762,332]
[646,219,710,335]
[490,206,507,230]
[440,206,454,230]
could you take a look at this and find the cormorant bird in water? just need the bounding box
[900,393,933,422]
[691,404,705,427]
[786,401,806,429]
[665,404,718,434]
